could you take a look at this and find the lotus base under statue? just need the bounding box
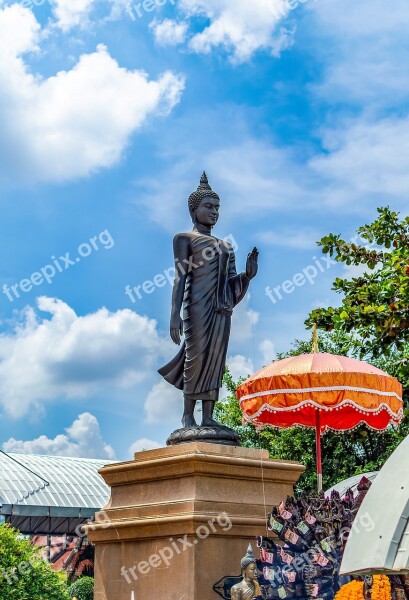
[167,425,241,447]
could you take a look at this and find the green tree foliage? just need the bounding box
[68,576,94,600]
[307,207,409,392]
[215,330,408,492]
[0,523,69,600]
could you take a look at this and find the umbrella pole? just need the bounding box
[315,410,323,492]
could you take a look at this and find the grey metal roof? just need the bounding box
[0,451,112,519]
[341,434,409,575]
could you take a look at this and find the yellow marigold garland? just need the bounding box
[372,575,392,600]
[335,579,364,600]
[335,576,392,600]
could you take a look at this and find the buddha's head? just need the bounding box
[241,544,258,582]
[188,172,220,227]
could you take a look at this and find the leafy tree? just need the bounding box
[0,523,69,600]
[307,207,409,391]
[216,330,408,492]
[68,576,94,600]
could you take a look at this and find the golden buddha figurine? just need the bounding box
[231,544,261,600]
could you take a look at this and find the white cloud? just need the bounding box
[143,379,181,424]
[129,438,162,455]
[0,4,184,183]
[343,260,382,281]
[138,120,409,231]
[51,0,95,30]
[205,141,309,214]
[258,227,322,250]
[227,354,254,382]
[343,264,371,280]
[259,339,276,365]
[220,353,254,401]
[166,0,293,62]
[0,1,40,56]
[309,0,409,106]
[3,413,116,459]
[137,139,313,231]
[208,120,409,217]
[150,19,188,46]
[231,294,260,344]
[309,116,409,211]
[300,0,409,215]
[0,297,170,418]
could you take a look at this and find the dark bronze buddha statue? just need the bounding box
[159,172,259,435]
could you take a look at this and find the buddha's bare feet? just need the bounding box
[182,415,197,428]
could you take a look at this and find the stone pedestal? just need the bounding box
[88,442,304,600]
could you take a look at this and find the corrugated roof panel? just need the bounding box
[0,452,113,513]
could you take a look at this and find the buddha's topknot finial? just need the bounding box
[241,544,257,570]
[200,171,209,186]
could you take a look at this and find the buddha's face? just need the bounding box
[194,196,220,227]
[244,562,258,582]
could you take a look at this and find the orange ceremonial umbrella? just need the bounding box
[237,337,403,491]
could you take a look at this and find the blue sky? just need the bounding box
[0,0,408,460]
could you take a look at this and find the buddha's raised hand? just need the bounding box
[246,247,259,280]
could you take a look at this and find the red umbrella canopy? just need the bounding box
[237,353,403,432]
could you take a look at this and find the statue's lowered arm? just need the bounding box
[170,235,189,346]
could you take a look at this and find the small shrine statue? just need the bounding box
[231,544,261,600]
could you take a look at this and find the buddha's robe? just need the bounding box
[159,232,249,400]
[231,579,261,599]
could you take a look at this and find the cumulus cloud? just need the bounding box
[128,438,162,455]
[205,141,309,215]
[231,294,259,344]
[3,413,116,459]
[0,297,170,418]
[51,0,96,30]
[227,354,254,382]
[309,116,409,211]
[259,339,276,365]
[138,114,409,229]
[176,0,293,63]
[0,4,184,183]
[143,380,181,424]
[150,19,188,46]
[136,139,313,231]
[258,227,323,250]
[342,263,372,280]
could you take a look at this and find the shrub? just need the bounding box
[0,523,69,600]
[68,576,94,600]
